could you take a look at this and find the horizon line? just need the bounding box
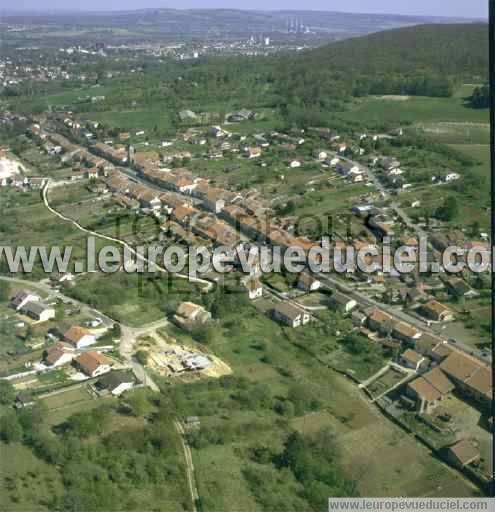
[0,7,487,21]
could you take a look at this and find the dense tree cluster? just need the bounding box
[0,394,190,511]
[468,84,490,109]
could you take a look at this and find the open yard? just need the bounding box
[0,442,63,511]
[337,86,489,127]
[65,271,201,327]
[365,366,407,398]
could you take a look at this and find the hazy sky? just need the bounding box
[2,1,488,19]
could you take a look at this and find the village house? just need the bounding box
[244,278,263,300]
[164,173,197,194]
[227,109,255,122]
[351,310,368,328]
[10,290,41,311]
[136,189,162,212]
[405,367,455,414]
[445,439,480,470]
[44,342,75,367]
[313,150,328,161]
[366,308,394,335]
[105,172,131,194]
[329,292,357,313]
[400,349,427,372]
[87,167,99,179]
[430,342,455,363]
[159,192,187,213]
[352,204,378,218]
[209,126,230,138]
[63,325,97,348]
[391,321,421,345]
[88,182,108,194]
[172,205,198,225]
[420,300,455,322]
[93,142,127,165]
[254,134,269,147]
[201,187,227,213]
[74,351,113,378]
[96,370,136,396]
[116,194,139,210]
[380,157,401,171]
[270,302,310,328]
[445,277,479,299]
[401,286,427,304]
[445,172,460,182]
[245,147,261,159]
[20,301,55,323]
[414,333,452,363]
[440,351,492,410]
[336,161,361,176]
[289,160,301,168]
[297,272,321,292]
[202,220,240,248]
[233,243,262,277]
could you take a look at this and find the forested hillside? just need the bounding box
[307,24,488,76]
[276,23,489,103]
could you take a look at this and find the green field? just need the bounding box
[43,85,123,106]
[337,88,489,126]
[0,442,64,511]
[0,188,90,279]
[85,108,175,133]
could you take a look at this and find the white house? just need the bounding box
[97,371,136,396]
[45,343,75,367]
[313,150,328,161]
[289,160,301,168]
[10,290,41,311]
[20,301,56,323]
[297,273,321,292]
[329,292,357,313]
[245,279,263,299]
[58,272,76,283]
[245,147,261,159]
[64,325,97,348]
[400,349,427,372]
[271,302,310,328]
[336,161,361,176]
[74,351,113,378]
[445,172,460,182]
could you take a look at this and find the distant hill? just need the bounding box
[0,9,483,43]
[305,23,489,77]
